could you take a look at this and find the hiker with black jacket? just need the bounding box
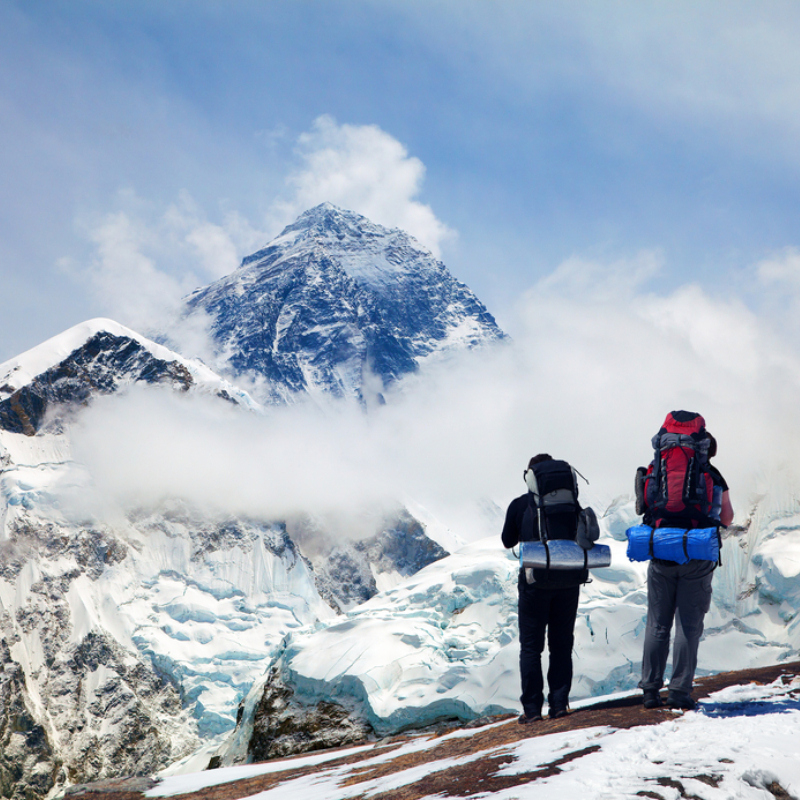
[501,454,588,724]
[635,411,734,711]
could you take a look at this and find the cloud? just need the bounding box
[751,246,800,342]
[76,207,191,336]
[538,250,663,300]
[757,246,800,289]
[69,191,266,357]
[271,115,454,257]
[67,250,800,550]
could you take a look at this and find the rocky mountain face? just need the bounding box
[0,319,256,436]
[297,510,449,612]
[0,418,449,798]
[0,491,198,798]
[179,203,506,401]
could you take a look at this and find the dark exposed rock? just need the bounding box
[53,631,186,786]
[127,504,300,566]
[247,668,374,761]
[0,331,195,435]
[1,519,127,583]
[0,640,60,800]
[307,510,448,612]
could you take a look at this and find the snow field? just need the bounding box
[151,677,800,800]
[490,680,800,799]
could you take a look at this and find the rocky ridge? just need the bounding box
[0,319,256,436]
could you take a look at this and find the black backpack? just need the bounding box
[521,459,597,585]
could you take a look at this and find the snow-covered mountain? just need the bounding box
[0,318,258,435]
[0,314,451,798]
[178,203,506,401]
[0,207,508,797]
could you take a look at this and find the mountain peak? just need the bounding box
[286,202,393,235]
[0,318,256,435]
[244,203,424,276]
[184,205,505,401]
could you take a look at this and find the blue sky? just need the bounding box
[3,1,800,362]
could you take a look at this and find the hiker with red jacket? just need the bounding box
[501,454,588,723]
[635,411,734,710]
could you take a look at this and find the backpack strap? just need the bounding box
[522,496,535,540]
[524,468,546,542]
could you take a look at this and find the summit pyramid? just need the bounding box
[180,203,506,400]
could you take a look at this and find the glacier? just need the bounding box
[0,415,450,793]
[211,492,800,767]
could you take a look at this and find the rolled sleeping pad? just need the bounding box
[625,524,719,564]
[520,540,612,570]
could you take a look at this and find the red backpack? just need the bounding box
[641,411,715,528]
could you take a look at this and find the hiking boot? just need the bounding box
[518,710,543,724]
[666,691,696,710]
[642,689,663,709]
[549,707,569,720]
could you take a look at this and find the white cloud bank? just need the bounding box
[271,115,454,257]
[69,249,800,546]
[70,191,264,347]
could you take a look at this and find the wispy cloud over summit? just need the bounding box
[270,116,454,257]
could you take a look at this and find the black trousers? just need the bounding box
[518,572,580,715]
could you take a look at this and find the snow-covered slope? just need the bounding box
[0,318,258,435]
[0,317,452,797]
[179,203,506,401]
[120,668,800,800]
[212,495,800,766]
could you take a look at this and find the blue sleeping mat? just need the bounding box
[626,524,719,564]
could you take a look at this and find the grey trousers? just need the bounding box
[640,559,715,695]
